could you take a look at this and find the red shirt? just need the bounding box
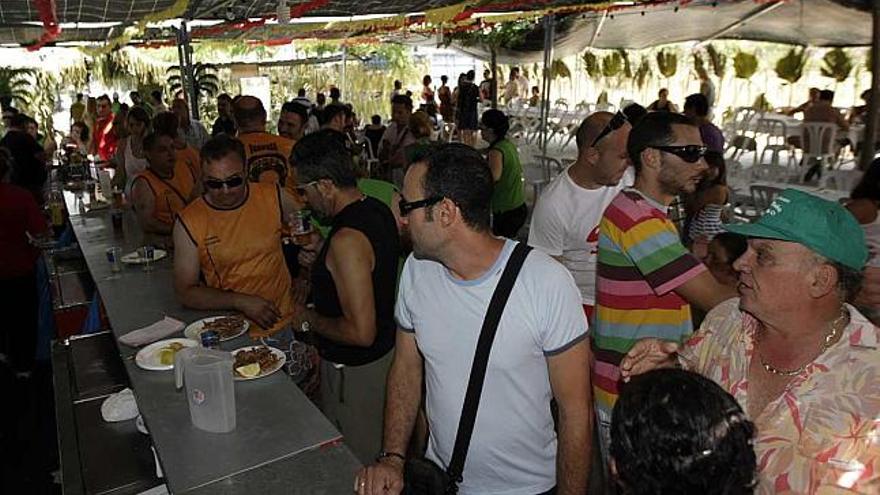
[0,183,49,278]
[94,114,118,162]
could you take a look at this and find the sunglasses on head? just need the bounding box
[650,145,708,163]
[590,111,628,148]
[399,196,443,216]
[203,175,244,190]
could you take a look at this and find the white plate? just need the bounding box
[122,249,168,265]
[231,346,286,381]
[135,338,199,371]
[183,316,249,342]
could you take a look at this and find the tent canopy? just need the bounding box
[0,0,871,48]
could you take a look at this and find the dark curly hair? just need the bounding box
[611,368,757,495]
[421,143,493,232]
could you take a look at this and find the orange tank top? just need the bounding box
[238,132,296,195]
[133,161,196,225]
[177,182,293,336]
[176,145,201,179]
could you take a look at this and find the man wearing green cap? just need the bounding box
[620,188,880,493]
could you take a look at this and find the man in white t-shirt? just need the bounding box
[356,144,592,495]
[528,111,633,320]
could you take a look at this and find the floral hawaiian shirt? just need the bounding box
[680,298,880,494]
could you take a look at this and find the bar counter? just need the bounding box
[57,191,361,494]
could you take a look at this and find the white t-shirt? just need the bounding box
[528,167,633,305]
[395,240,587,495]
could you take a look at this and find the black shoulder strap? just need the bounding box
[446,242,533,491]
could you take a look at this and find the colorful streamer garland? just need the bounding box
[26,0,62,51]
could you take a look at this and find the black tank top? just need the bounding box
[311,196,400,365]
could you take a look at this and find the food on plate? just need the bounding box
[202,315,246,339]
[235,363,261,378]
[157,342,185,365]
[233,346,279,378]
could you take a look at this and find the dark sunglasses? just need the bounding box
[650,145,708,163]
[590,111,628,147]
[203,175,245,189]
[399,196,443,216]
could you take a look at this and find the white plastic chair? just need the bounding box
[725,107,759,162]
[756,118,796,168]
[750,184,783,213]
[801,122,840,170]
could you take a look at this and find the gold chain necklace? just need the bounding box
[758,309,848,377]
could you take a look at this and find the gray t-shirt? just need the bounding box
[396,240,587,495]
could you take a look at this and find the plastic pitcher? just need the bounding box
[174,347,236,433]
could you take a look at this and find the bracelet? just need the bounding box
[376,451,406,463]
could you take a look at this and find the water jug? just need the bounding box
[174,347,236,433]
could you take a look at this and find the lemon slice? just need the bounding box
[236,363,261,378]
[158,348,176,366]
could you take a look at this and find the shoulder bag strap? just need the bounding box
[446,242,533,491]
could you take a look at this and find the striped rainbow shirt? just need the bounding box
[592,189,706,415]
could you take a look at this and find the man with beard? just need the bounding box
[277,100,309,142]
[290,131,400,464]
[592,112,735,465]
[355,144,591,495]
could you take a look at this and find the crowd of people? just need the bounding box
[1,71,878,495]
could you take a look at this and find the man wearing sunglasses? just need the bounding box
[173,135,301,338]
[592,112,737,468]
[130,132,197,248]
[288,130,400,464]
[528,111,633,322]
[358,144,591,495]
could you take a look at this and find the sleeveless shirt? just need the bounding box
[177,182,294,337]
[311,196,400,365]
[490,138,525,214]
[132,161,196,226]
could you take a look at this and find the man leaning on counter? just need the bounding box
[172,134,299,339]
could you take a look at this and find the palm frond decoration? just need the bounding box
[656,50,678,78]
[551,60,571,80]
[634,57,652,89]
[693,51,708,79]
[733,51,759,80]
[167,63,220,100]
[706,44,726,79]
[0,67,36,109]
[753,93,773,112]
[582,51,601,81]
[602,52,623,79]
[620,50,633,79]
[820,48,853,82]
[775,47,807,84]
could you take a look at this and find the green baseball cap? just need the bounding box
[724,188,868,270]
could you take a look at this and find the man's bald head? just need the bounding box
[575,111,614,153]
[233,95,267,132]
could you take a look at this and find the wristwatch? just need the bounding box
[376,451,406,463]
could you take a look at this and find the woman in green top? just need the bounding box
[481,109,527,238]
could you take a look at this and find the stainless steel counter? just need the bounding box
[61,192,361,494]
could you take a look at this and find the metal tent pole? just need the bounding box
[341,45,347,101]
[539,14,556,180]
[179,20,199,121]
[859,0,880,170]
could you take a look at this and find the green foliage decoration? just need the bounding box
[706,44,726,79]
[602,52,623,79]
[582,51,601,80]
[167,63,220,100]
[0,67,36,109]
[733,51,759,80]
[656,50,678,78]
[775,47,807,84]
[551,59,571,80]
[634,57,652,89]
[820,48,853,82]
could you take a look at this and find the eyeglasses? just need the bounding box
[203,175,245,190]
[399,196,443,216]
[590,111,628,148]
[294,180,319,196]
[649,145,708,163]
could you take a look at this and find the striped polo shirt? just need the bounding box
[592,188,706,415]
